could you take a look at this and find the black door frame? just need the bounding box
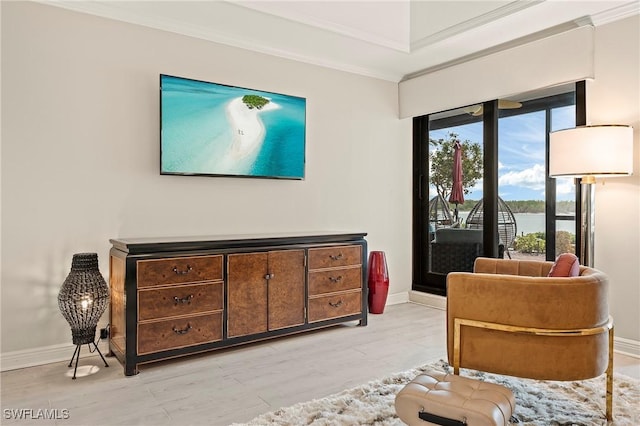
[412,84,585,295]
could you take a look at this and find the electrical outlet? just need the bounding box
[100,328,109,339]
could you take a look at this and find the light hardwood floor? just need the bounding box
[1,303,638,425]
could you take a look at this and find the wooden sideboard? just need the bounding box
[108,232,368,375]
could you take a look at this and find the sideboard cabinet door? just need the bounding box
[227,249,306,338]
[267,250,305,331]
[227,252,269,338]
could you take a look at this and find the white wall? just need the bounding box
[589,15,640,347]
[0,2,412,361]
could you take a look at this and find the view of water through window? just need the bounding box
[428,95,576,262]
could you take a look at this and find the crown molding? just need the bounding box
[590,1,640,26]
[34,0,637,85]
[233,2,411,53]
[402,20,583,82]
[36,1,403,82]
[410,0,544,52]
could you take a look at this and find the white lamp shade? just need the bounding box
[549,125,634,178]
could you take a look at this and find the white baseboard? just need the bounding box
[386,291,409,305]
[1,339,110,372]
[614,336,640,358]
[408,290,446,310]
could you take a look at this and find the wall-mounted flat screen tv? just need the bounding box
[160,74,306,180]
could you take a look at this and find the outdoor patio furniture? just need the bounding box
[430,228,504,274]
[466,197,517,257]
[428,194,454,230]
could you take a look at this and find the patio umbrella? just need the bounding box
[448,140,465,222]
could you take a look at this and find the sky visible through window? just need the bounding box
[429,105,575,202]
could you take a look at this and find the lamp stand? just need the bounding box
[580,176,596,267]
[68,340,109,380]
[58,253,110,380]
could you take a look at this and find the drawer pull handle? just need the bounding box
[172,324,192,335]
[329,300,343,308]
[173,265,193,275]
[264,273,275,280]
[329,253,344,261]
[329,276,343,283]
[173,294,194,305]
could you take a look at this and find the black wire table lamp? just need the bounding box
[58,253,109,379]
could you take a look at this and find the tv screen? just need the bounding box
[160,74,306,180]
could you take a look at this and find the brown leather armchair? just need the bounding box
[446,257,614,420]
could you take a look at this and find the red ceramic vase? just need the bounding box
[367,251,389,314]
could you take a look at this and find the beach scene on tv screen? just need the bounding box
[161,75,306,179]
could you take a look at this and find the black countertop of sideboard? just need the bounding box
[110,231,368,254]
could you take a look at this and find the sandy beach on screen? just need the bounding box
[226,97,279,161]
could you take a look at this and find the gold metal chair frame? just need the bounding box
[452,316,614,421]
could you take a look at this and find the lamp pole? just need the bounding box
[580,176,595,267]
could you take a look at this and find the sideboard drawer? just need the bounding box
[138,282,223,321]
[308,290,361,323]
[308,266,362,296]
[308,245,361,270]
[137,255,223,287]
[137,312,222,355]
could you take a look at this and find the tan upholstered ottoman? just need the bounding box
[395,372,515,426]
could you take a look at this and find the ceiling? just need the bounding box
[46,0,639,82]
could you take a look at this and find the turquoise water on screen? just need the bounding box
[161,75,306,179]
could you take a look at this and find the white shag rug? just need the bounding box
[234,360,639,426]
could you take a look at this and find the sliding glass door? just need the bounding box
[412,84,583,295]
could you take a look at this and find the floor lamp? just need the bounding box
[549,125,634,267]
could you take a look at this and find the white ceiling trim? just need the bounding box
[35,0,640,84]
[232,1,411,53]
[399,26,595,118]
[40,0,404,81]
[402,20,582,81]
[591,1,640,26]
[410,0,543,52]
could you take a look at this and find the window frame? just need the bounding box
[412,82,585,295]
